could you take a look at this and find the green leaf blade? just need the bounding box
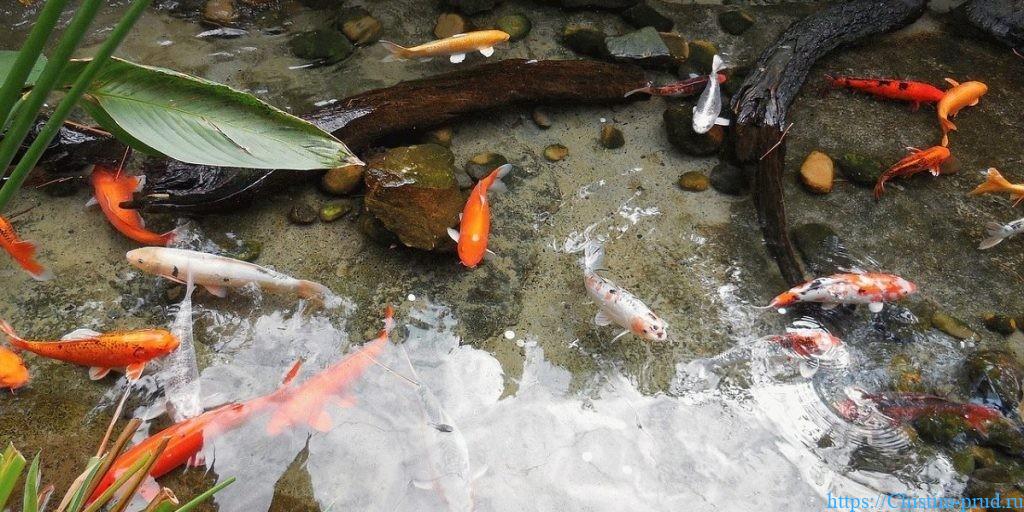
[0,51,48,89]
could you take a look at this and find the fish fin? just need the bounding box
[624,83,652,98]
[711,54,724,73]
[203,284,228,298]
[311,410,333,432]
[280,359,303,387]
[610,330,630,343]
[418,57,433,62]
[412,479,434,491]
[489,179,508,194]
[447,227,461,243]
[582,239,605,272]
[969,98,980,106]
[472,465,489,481]
[714,116,731,126]
[929,167,941,177]
[479,47,494,57]
[7,240,52,281]
[85,197,98,208]
[687,73,699,78]
[906,146,921,153]
[125,362,145,382]
[485,248,497,257]
[487,163,513,195]
[0,320,24,347]
[868,302,884,313]
[594,310,613,326]
[186,453,206,467]
[459,212,463,221]
[969,168,1014,196]
[61,328,101,340]
[449,53,467,64]
[979,222,1007,249]
[89,367,111,380]
[134,175,146,192]
[378,40,411,61]
[297,280,332,305]
[944,78,960,87]
[910,102,920,112]
[138,478,161,502]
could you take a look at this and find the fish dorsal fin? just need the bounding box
[89,367,111,380]
[125,362,146,382]
[449,33,469,39]
[62,328,102,341]
[944,77,960,87]
[85,197,98,208]
[412,479,436,491]
[203,285,228,298]
[594,310,613,326]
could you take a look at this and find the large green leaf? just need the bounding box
[64,58,360,170]
[0,51,47,89]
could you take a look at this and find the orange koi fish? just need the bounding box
[0,320,179,381]
[767,272,916,313]
[89,361,303,502]
[969,168,1024,206]
[874,145,953,199]
[0,215,52,281]
[839,392,1004,434]
[380,30,510,64]
[266,306,395,435]
[937,78,987,146]
[825,75,945,110]
[89,166,176,246]
[0,346,29,391]
[447,164,512,268]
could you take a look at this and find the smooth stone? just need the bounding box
[791,223,852,275]
[496,14,532,42]
[532,107,553,129]
[687,40,719,72]
[453,167,474,190]
[434,13,471,39]
[965,350,1023,412]
[659,33,689,62]
[599,124,625,149]
[800,150,835,194]
[838,153,884,187]
[227,239,262,262]
[621,2,673,32]
[605,27,673,67]
[562,24,608,57]
[321,164,364,195]
[718,8,754,35]
[423,127,453,147]
[336,7,382,46]
[932,311,976,340]
[320,201,352,222]
[440,0,501,15]
[289,202,318,225]
[544,144,568,162]
[203,0,238,25]
[983,313,1018,335]
[663,104,724,157]
[677,171,709,192]
[466,153,509,180]
[288,29,354,64]
[709,162,748,196]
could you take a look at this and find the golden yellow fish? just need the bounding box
[379,30,510,64]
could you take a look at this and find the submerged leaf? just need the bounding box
[63,58,361,170]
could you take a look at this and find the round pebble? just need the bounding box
[407,293,416,301]
[503,330,515,340]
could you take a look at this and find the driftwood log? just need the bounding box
[123,59,646,214]
[961,0,1024,51]
[730,0,927,286]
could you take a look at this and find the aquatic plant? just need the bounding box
[0,0,358,213]
[0,420,233,512]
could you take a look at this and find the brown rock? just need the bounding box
[544,144,568,161]
[203,0,237,25]
[799,150,834,194]
[321,165,365,196]
[678,171,709,192]
[434,13,470,39]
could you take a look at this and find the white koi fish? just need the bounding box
[980,217,1024,249]
[380,30,510,64]
[161,275,202,421]
[126,247,333,304]
[582,240,667,342]
[691,54,730,134]
[767,272,917,313]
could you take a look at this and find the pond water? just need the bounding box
[1,0,1023,511]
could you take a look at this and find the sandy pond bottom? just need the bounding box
[1,0,1024,511]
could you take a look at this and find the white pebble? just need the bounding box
[407,294,416,301]
[581,451,593,462]
[503,330,515,340]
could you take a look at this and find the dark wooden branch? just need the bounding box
[730,0,927,286]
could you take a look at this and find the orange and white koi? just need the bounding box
[969,168,1024,206]
[874,145,953,199]
[767,329,843,359]
[937,78,988,146]
[89,166,176,246]
[447,164,512,268]
[0,320,179,381]
[0,346,29,391]
[380,30,510,64]
[583,240,667,342]
[265,306,395,435]
[89,360,303,502]
[0,215,52,281]
[767,272,917,313]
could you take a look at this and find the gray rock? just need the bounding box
[621,2,673,31]
[718,8,754,35]
[288,29,354,65]
[709,162,748,196]
[605,27,673,67]
[791,223,852,275]
[289,202,318,225]
[562,24,608,57]
[663,104,724,157]
[599,124,625,149]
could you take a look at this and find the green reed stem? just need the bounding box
[0,0,70,127]
[0,0,152,213]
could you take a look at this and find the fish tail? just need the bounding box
[970,168,1014,196]
[379,40,412,61]
[711,54,724,73]
[978,222,1008,250]
[0,319,25,350]
[382,304,396,334]
[487,163,513,194]
[624,82,653,97]
[939,117,956,146]
[7,240,52,281]
[297,280,331,305]
[873,177,887,200]
[582,239,605,272]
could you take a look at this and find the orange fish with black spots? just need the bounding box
[825,74,945,110]
[767,272,916,313]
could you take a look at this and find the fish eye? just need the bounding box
[137,259,144,263]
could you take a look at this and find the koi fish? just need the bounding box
[0,320,179,381]
[126,247,333,303]
[874,145,953,199]
[979,217,1024,250]
[624,73,726,98]
[841,392,1004,434]
[265,306,394,435]
[0,346,29,391]
[692,54,730,134]
[89,360,303,503]
[824,74,945,109]
[937,78,987,146]
[447,164,511,268]
[89,166,175,246]
[583,240,667,342]
[161,276,201,421]
[767,329,843,359]
[380,30,510,64]
[0,215,52,281]
[969,168,1024,206]
[767,272,917,313]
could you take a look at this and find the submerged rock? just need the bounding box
[544,144,568,162]
[225,238,262,262]
[336,7,381,46]
[965,350,1023,413]
[440,0,501,15]
[422,127,453,147]
[532,107,553,129]
[363,144,463,251]
[562,24,608,57]
[932,311,975,340]
[621,2,673,32]
[686,40,719,72]
[664,104,724,157]
[983,314,1018,335]
[718,8,754,35]
[799,150,834,194]
[321,164,364,196]
[289,29,354,65]
[605,27,673,67]
[465,152,508,180]
[677,171,709,192]
[838,153,884,188]
[709,162,748,196]
[434,13,471,39]
[203,0,238,26]
[599,124,625,149]
[659,33,689,62]
[791,223,852,276]
[289,202,317,225]
[496,14,532,42]
[320,201,352,222]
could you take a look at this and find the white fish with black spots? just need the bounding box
[979,217,1024,249]
[691,54,731,134]
[582,240,667,342]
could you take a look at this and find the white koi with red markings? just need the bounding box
[582,240,667,342]
[767,272,917,313]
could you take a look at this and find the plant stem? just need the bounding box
[173,478,236,512]
[0,0,70,127]
[0,0,152,213]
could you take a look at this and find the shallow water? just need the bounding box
[1,0,1023,511]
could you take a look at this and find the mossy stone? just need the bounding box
[838,153,884,188]
[599,124,625,149]
[288,202,318,225]
[496,14,531,42]
[336,7,382,46]
[718,8,754,35]
[288,29,354,64]
[544,144,568,162]
[563,24,608,57]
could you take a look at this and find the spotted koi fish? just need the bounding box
[583,240,667,342]
[825,74,945,110]
[767,272,917,313]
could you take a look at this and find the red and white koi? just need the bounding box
[447,164,511,268]
[839,391,1004,435]
[767,272,917,313]
[583,240,667,342]
[767,329,843,359]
